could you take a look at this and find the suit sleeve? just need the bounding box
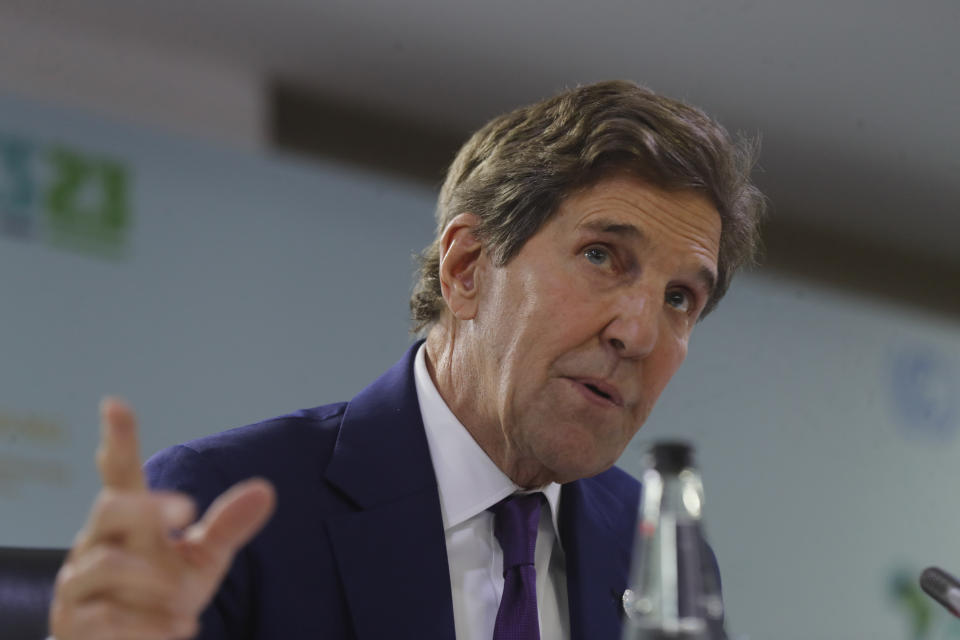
[145,444,256,640]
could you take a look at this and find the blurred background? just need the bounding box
[1,1,957,638]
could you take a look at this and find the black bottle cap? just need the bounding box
[649,441,695,473]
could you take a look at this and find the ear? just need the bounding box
[438,212,484,320]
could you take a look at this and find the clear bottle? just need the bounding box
[621,441,724,640]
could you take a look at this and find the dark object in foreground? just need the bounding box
[0,546,68,640]
[920,566,960,618]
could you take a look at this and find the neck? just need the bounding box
[424,320,556,489]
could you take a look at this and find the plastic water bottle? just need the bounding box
[621,441,724,639]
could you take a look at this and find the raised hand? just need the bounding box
[49,398,275,640]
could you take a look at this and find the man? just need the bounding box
[48,80,765,639]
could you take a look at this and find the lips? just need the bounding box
[568,377,624,407]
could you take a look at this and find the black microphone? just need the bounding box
[919,567,960,617]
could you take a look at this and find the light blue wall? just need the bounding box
[0,92,435,544]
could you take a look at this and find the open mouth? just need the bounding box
[569,378,622,407]
[584,383,613,401]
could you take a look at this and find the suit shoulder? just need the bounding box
[145,402,347,490]
[593,464,641,493]
[584,465,641,523]
[180,402,346,454]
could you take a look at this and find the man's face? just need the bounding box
[472,175,721,485]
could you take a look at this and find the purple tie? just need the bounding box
[490,493,542,640]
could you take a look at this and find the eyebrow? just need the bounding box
[696,266,718,303]
[581,219,645,241]
[580,218,718,301]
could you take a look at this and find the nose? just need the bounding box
[601,288,660,359]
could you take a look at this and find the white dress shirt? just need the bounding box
[414,344,570,640]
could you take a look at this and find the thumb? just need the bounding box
[185,478,276,564]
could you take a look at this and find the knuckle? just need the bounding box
[90,544,126,572]
[85,600,115,627]
[47,596,70,632]
[53,556,88,599]
[91,489,121,519]
[95,601,136,632]
[73,601,131,640]
[71,528,89,549]
[53,562,74,591]
[93,490,162,534]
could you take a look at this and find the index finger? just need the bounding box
[96,397,147,491]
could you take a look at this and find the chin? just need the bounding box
[518,396,632,481]
[538,436,621,483]
[549,458,617,484]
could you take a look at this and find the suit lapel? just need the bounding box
[560,474,639,640]
[319,343,642,639]
[324,343,456,640]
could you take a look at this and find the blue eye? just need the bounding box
[584,246,609,265]
[665,289,691,312]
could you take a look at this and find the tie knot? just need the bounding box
[490,493,542,571]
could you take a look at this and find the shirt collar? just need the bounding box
[414,343,562,539]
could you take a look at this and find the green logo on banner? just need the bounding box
[0,136,35,237]
[1,133,133,259]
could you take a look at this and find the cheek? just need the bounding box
[502,297,586,369]
[649,335,689,392]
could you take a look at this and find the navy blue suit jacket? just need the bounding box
[145,344,692,639]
